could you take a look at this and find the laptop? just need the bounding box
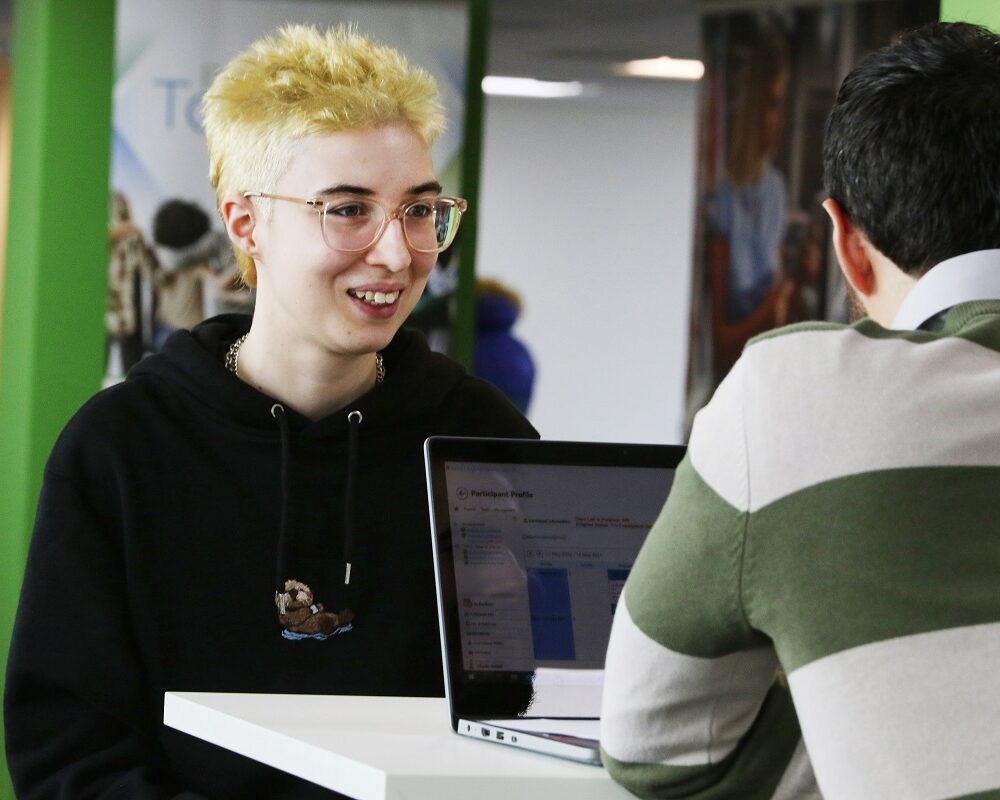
[424,436,686,765]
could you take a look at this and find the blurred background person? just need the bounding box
[106,191,156,382]
[150,198,252,350]
[474,277,535,415]
[705,23,795,382]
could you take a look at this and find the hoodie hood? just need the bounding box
[130,313,468,437]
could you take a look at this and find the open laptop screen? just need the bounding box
[426,437,686,723]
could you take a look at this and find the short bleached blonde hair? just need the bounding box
[201,24,446,285]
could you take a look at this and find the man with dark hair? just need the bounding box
[601,22,1000,800]
[823,22,1000,279]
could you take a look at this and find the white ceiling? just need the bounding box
[488,0,702,85]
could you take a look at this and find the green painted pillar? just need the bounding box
[940,0,1000,28]
[0,1,116,797]
[452,0,490,368]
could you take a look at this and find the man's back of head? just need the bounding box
[823,22,1000,276]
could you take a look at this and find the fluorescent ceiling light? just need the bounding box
[482,76,584,98]
[613,56,705,81]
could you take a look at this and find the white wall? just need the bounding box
[477,87,698,444]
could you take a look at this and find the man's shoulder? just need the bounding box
[741,314,1000,385]
[746,318,929,349]
[739,318,954,381]
[698,312,1000,513]
[745,305,1000,354]
[747,319,848,346]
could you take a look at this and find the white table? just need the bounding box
[164,692,635,800]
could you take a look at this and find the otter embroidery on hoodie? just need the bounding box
[275,579,354,640]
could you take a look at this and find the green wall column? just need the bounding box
[0,2,116,797]
[940,0,1000,27]
[452,0,490,367]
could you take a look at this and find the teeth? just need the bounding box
[350,289,400,306]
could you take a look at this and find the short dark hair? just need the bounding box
[152,199,211,249]
[823,22,1000,275]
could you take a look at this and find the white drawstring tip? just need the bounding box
[344,562,352,585]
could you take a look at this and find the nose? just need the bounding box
[366,217,412,273]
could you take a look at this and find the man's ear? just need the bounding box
[221,193,258,258]
[822,198,875,297]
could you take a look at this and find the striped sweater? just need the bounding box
[601,301,1000,800]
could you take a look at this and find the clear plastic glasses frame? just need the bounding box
[243,191,468,254]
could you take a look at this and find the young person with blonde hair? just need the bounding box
[5,25,535,798]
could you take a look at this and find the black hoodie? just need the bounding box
[4,315,538,799]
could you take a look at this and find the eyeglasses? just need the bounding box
[243,191,468,254]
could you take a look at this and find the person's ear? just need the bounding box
[221,193,258,258]
[822,198,875,297]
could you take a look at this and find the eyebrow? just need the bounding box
[313,180,443,198]
[408,180,443,196]
[313,184,375,197]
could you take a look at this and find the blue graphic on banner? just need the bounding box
[526,568,575,660]
[152,77,203,131]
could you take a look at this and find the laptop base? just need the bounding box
[457,718,603,765]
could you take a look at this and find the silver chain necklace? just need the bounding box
[225,334,384,384]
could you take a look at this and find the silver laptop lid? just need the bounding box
[425,437,685,729]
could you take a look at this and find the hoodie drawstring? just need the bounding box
[344,410,362,587]
[272,403,291,612]
[271,403,363,614]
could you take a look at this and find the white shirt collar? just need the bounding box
[891,249,1000,331]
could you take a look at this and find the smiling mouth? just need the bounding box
[347,288,401,307]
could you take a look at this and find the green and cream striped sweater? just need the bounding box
[601,301,1000,800]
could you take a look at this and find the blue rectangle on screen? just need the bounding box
[607,568,630,616]
[527,568,576,660]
